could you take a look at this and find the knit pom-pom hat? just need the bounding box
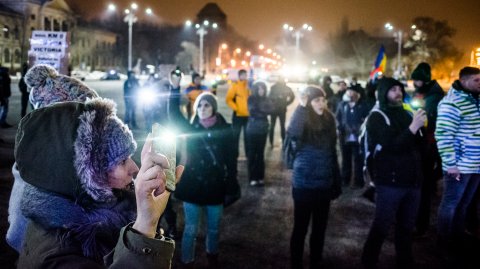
[25,64,99,109]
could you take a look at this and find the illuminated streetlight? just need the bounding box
[235,48,242,54]
[246,51,251,57]
[109,3,153,70]
[385,22,403,78]
[283,23,313,51]
[108,3,116,11]
[221,43,228,50]
[259,44,265,50]
[185,19,219,74]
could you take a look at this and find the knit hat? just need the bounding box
[411,62,431,82]
[25,64,99,109]
[15,98,137,203]
[194,92,218,115]
[304,85,326,104]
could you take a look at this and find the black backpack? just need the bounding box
[359,107,390,181]
[282,133,300,169]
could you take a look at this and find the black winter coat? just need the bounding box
[367,78,425,187]
[246,95,274,135]
[175,114,237,205]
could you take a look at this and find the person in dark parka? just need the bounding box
[287,86,341,269]
[15,97,183,269]
[361,77,426,269]
[175,92,238,268]
[246,81,274,186]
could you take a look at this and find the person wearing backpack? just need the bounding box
[335,86,370,188]
[287,86,341,269]
[361,77,426,269]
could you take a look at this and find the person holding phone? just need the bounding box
[361,78,426,269]
[15,98,183,268]
[175,92,238,269]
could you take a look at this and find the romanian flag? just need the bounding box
[369,45,387,80]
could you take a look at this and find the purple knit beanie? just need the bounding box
[25,64,99,109]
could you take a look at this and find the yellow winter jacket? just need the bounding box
[226,80,251,117]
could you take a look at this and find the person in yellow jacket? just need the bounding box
[225,69,251,160]
[185,73,210,119]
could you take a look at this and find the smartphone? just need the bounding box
[151,123,176,192]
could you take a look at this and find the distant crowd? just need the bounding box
[2,62,480,269]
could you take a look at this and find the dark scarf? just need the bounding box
[21,184,136,262]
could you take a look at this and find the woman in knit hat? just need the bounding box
[286,86,341,269]
[7,64,99,253]
[245,80,274,186]
[14,96,183,268]
[175,92,238,268]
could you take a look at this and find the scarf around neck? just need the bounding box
[200,114,218,129]
[21,184,136,262]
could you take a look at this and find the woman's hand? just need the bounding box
[133,134,184,238]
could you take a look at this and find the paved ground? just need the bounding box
[0,79,478,269]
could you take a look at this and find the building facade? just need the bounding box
[0,0,120,73]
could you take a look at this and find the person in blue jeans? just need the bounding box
[435,67,480,262]
[175,93,238,269]
[361,78,426,268]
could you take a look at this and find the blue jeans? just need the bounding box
[437,173,480,242]
[0,98,9,124]
[362,185,420,267]
[181,202,223,263]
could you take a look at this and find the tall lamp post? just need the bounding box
[186,20,218,75]
[384,23,403,78]
[283,23,313,52]
[108,3,152,71]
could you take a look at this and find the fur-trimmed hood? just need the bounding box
[15,98,136,203]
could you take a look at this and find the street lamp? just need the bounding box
[385,22,403,78]
[185,19,218,75]
[108,3,152,71]
[283,23,313,51]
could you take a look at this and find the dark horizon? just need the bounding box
[68,0,479,61]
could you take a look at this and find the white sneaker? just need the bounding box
[250,180,258,186]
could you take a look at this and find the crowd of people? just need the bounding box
[3,62,480,269]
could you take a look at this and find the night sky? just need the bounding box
[68,0,479,60]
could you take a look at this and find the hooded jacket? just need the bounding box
[175,113,237,205]
[14,99,174,268]
[435,80,480,173]
[287,104,341,198]
[246,83,274,134]
[366,78,425,187]
[225,80,251,117]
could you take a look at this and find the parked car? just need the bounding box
[101,69,120,80]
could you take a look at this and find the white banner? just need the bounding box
[31,31,67,42]
[30,45,66,55]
